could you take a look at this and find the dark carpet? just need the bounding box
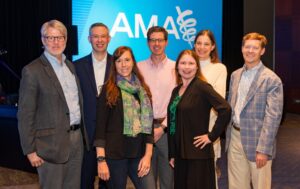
[218,113,300,189]
[0,111,299,188]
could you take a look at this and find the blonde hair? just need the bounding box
[242,32,267,48]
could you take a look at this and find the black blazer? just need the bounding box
[167,78,231,159]
[74,53,112,146]
[94,84,154,159]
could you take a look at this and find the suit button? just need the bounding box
[66,112,70,115]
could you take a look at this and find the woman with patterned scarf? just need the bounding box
[94,46,154,189]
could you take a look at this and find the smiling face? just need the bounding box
[194,34,215,61]
[242,39,265,68]
[177,54,198,82]
[148,32,168,57]
[88,26,110,54]
[115,50,134,80]
[41,27,66,59]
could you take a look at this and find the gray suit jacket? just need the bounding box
[18,54,89,163]
[225,64,283,162]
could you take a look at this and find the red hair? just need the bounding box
[175,50,207,85]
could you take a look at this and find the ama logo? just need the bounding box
[73,0,222,61]
[110,6,197,48]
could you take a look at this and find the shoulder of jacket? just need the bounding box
[74,54,91,64]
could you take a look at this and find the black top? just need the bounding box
[94,84,154,159]
[167,77,231,159]
[124,134,143,158]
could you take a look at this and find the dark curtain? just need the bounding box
[0,0,72,94]
[222,0,244,87]
[1,0,245,94]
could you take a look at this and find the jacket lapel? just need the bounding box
[240,65,265,111]
[231,69,243,108]
[40,54,68,105]
[84,54,98,95]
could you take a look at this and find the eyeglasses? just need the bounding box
[148,38,166,43]
[43,36,65,42]
[90,35,109,40]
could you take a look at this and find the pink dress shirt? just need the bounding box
[138,57,176,126]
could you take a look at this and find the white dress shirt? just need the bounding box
[92,52,107,95]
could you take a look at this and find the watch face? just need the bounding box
[97,156,106,162]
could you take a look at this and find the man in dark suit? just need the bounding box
[18,20,89,189]
[74,22,112,189]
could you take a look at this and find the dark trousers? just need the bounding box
[80,148,107,189]
[106,158,142,189]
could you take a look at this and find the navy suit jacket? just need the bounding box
[74,53,112,146]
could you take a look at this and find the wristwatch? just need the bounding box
[160,124,168,133]
[96,156,106,162]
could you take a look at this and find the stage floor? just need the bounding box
[0,113,299,189]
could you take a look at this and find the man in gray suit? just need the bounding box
[226,32,283,189]
[18,20,89,189]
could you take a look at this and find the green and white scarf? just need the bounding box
[117,74,153,137]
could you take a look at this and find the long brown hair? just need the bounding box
[175,50,206,85]
[106,46,152,106]
[193,30,220,63]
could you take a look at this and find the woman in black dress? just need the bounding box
[168,50,231,189]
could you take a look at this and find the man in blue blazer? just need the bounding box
[74,23,112,189]
[226,32,283,189]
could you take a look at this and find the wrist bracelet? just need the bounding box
[96,156,106,162]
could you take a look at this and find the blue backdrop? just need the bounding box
[72,0,223,61]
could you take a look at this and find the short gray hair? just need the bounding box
[40,20,67,38]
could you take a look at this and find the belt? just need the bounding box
[232,122,240,131]
[68,124,81,132]
[153,117,165,125]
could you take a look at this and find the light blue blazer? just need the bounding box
[225,64,284,162]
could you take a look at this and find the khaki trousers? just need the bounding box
[228,128,272,189]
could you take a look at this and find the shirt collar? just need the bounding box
[242,61,263,72]
[44,50,66,67]
[148,55,168,67]
[92,52,107,64]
